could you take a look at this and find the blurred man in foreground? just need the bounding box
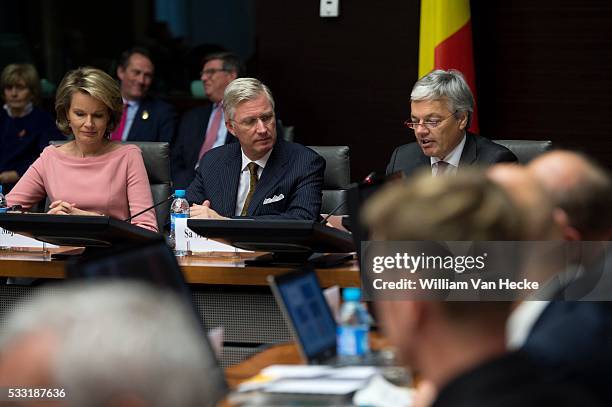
[0,281,218,406]
[361,170,601,406]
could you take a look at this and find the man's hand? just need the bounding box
[190,200,228,220]
[47,200,102,216]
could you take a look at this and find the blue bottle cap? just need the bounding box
[343,287,361,301]
[174,190,186,198]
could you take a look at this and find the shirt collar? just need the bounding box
[3,102,33,118]
[122,98,139,110]
[430,133,467,168]
[241,148,272,172]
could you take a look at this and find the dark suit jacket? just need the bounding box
[523,300,612,405]
[126,97,177,143]
[386,132,518,176]
[432,350,603,407]
[171,104,237,190]
[186,138,325,220]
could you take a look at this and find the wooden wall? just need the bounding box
[254,1,421,181]
[255,1,612,180]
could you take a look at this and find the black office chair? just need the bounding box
[129,142,172,231]
[49,141,171,231]
[493,140,553,164]
[307,146,350,215]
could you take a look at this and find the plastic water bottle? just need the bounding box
[337,287,372,364]
[0,185,7,213]
[169,189,190,256]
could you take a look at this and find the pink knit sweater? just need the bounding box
[7,144,158,232]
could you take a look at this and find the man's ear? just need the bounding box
[553,208,582,241]
[229,71,238,81]
[225,119,235,135]
[117,66,125,82]
[458,112,469,131]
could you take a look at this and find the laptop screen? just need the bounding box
[272,267,337,361]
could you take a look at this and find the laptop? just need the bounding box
[268,265,339,365]
[65,239,228,406]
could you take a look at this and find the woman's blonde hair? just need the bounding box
[55,67,122,137]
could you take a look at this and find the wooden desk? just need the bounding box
[0,248,360,367]
[0,249,360,287]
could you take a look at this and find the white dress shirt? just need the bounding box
[430,133,466,175]
[235,148,273,216]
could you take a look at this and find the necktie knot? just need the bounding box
[247,162,259,178]
[436,161,451,176]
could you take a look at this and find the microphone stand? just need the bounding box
[125,194,175,223]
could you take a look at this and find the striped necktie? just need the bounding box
[240,162,259,216]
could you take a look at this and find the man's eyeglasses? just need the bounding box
[404,110,458,130]
[233,112,275,129]
[200,68,228,77]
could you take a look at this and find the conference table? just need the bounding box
[0,248,360,367]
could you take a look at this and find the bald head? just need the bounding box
[488,164,560,240]
[527,150,612,240]
[529,151,595,195]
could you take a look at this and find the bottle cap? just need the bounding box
[343,287,361,301]
[174,189,186,198]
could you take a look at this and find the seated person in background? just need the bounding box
[0,63,65,193]
[111,47,177,143]
[0,281,215,406]
[171,52,241,189]
[361,170,601,406]
[386,69,517,177]
[7,67,158,232]
[186,78,324,220]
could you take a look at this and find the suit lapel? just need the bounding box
[458,133,477,167]
[127,100,149,141]
[246,140,288,216]
[218,145,242,216]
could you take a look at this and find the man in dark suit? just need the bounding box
[361,172,601,406]
[503,151,612,404]
[386,69,517,177]
[112,47,176,143]
[171,52,241,189]
[186,78,324,221]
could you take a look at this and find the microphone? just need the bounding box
[363,171,377,185]
[125,193,175,222]
[320,172,378,224]
[321,201,346,224]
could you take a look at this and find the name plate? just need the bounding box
[174,218,250,253]
[0,227,59,248]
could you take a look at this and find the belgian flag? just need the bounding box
[419,0,479,134]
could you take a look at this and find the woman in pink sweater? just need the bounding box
[7,67,158,232]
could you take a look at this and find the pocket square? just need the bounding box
[263,194,285,205]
